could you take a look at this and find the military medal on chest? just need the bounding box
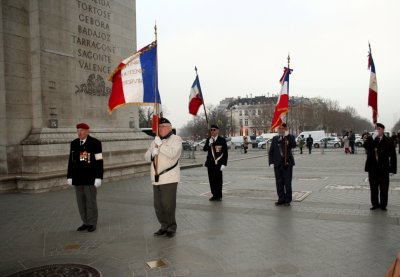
[79,151,90,163]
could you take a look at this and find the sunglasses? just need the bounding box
[210,128,217,131]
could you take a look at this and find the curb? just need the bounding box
[181,153,268,170]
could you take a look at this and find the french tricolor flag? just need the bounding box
[108,42,161,114]
[270,66,293,131]
[368,50,378,124]
[188,75,204,116]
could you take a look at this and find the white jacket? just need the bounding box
[144,134,182,185]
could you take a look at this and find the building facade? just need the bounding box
[0,0,151,192]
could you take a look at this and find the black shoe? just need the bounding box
[165,231,175,238]
[275,201,285,206]
[215,197,222,201]
[87,225,96,232]
[380,207,387,211]
[209,197,216,201]
[154,229,167,236]
[77,224,89,231]
[284,202,291,206]
[370,206,379,210]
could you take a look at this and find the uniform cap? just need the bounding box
[210,124,219,129]
[76,123,90,129]
[376,123,385,129]
[159,117,171,124]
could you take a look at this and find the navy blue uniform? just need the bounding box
[269,135,296,204]
[67,135,103,228]
[364,135,397,209]
[203,136,228,200]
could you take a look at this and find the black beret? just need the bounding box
[376,123,385,129]
[210,124,219,129]
[159,117,171,124]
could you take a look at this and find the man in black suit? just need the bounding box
[268,123,297,206]
[306,134,313,154]
[67,123,104,232]
[363,123,397,211]
[203,124,228,201]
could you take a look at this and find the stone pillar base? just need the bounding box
[0,128,152,193]
[0,160,150,193]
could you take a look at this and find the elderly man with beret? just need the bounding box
[67,123,103,232]
[363,123,397,211]
[145,118,182,238]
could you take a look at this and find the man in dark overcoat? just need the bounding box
[67,123,103,232]
[269,123,297,206]
[363,123,397,211]
[203,124,228,201]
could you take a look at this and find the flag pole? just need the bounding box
[286,53,290,128]
[369,42,374,129]
[195,66,210,130]
[154,22,159,179]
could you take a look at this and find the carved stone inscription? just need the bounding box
[73,0,114,96]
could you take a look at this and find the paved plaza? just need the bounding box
[1,148,400,276]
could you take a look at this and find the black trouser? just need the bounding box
[299,147,303,154]
[207,164,223,199]
[307,145,312,154]
[153,183,178,233]
[274,165,293,203]
[368,172,389,208]
[350,142,355,154]
[75,185,98,227]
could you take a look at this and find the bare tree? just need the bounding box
[139,106,154,128]
[392,118,400,133]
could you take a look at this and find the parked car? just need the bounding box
[193,139,207,150]
[226,136,251,149]
[296,130,326,142]
[182,140,196,151]
[313,137,341,148]
[355,137,364,147]
[258,138,272,149]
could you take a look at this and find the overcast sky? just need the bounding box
[136,0,400,131]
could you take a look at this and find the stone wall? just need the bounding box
[0,0,152,192]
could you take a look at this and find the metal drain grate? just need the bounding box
[5,264,101,277]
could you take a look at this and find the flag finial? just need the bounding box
[154,21,157,41]
[287,53,290,68]
[195,66,198,75]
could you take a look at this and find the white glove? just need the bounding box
[209,137,214,144]
[152,148,159,156]
[270,164,274,168]
[285,131,289,136]
[154,136,162,146]
[67,178,73,186]
[94,178,102,188]
[372,130,378,140]
[389,173,395,176]
[220,165,225,171]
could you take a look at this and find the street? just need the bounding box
[1,150,399,276]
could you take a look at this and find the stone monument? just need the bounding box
[0,0,151,192]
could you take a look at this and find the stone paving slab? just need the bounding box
[0,150,399,276]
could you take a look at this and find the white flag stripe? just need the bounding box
[121,55,144,103]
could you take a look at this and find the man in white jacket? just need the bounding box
[145,118,182,238]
